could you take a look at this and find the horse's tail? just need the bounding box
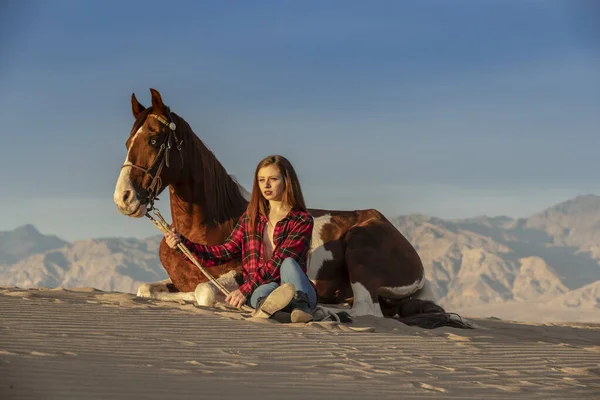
[397,298,474,329]
[380,296,475,329]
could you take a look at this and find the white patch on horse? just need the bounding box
[136,278,196,302]
[114,126,143,209]
[136,279,169,298]
[413,278,437,302]
[307,214,334,282]
[377,275,426,300]
[350,282,384,318]
[194,270,240,307]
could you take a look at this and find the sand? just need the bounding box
[1,287,599,399]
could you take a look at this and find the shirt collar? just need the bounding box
[259,208,298,223]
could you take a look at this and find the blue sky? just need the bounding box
[0,0,598,241]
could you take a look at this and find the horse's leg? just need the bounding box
[136,278,197,302]
[136,278,171,297]
[343,229,385,318]
[349,224,474,328]
[194,270,240,307]
[343,219,426,318]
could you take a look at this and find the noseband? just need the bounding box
[121,112,184,209]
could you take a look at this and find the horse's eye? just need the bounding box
[150,139,157,146]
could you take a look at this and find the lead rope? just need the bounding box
[145,206,254,313]
[312,305,342,323]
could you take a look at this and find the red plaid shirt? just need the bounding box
[179,209,314,297]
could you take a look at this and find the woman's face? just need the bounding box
[257,164,285,202]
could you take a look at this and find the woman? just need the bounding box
[164,155,317,323]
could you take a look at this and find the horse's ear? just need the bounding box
[150,88,165,115]
[131,93,146,119]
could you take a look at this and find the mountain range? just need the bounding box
[2,195,600,321]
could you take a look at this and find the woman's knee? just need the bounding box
[249,282,278,307]
[280,257,301,275]
[253,282,278,297]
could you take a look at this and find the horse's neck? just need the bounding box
[168,184,233,246]
[168,120,248,244]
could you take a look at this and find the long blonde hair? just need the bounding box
[246,155,307,233]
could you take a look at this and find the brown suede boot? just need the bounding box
[253,283,296,319]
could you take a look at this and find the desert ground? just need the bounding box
[1,286,599,399]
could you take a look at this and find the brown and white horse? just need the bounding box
[113,88,468,328]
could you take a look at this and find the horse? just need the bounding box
[113,88,470,329]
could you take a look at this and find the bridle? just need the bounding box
[121,112,184,210]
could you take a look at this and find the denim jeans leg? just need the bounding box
[247,282,279,308]
[279,258,318,308]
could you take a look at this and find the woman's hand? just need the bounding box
[164,227,182,249]
[225,289,247,309]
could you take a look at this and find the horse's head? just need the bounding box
[113,88,185,218]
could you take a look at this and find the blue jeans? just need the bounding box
[247,258,317,309]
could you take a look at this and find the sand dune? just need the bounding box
[1,287,599,399]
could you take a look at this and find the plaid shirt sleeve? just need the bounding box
[178,214,245,267]
[238,213,313,296]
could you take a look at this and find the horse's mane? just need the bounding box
[171,111,249,227]
[129,106,248,227]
